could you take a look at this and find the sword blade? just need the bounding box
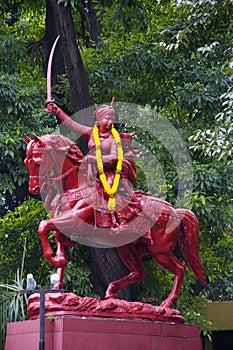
[46,35,60,102]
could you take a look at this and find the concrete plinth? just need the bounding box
[5,316,202,350]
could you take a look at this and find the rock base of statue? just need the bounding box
[27,292,184,323]
[5,315,202,350]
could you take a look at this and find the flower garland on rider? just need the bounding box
[93,124,124,210]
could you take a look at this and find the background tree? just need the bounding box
[0,0,233,338]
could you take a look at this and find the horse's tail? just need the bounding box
[176,209,206,286]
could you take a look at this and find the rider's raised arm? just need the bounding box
[56,107,91,136]
[46,102,91,136]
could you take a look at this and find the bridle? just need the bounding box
[28,142,79,210]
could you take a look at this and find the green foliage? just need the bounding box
[183,161,233,290]
[0,272,27,350]
[57,0,76,7]
[183,0,233,160]
[0,247,27,350]
[203,269,233,301]
[64,262,96,297]
[85,0,233,125]
[0,269,27,323]
[64,245,98,297]
[0,1,56,212]
[0,198,52,285]
[177,288,214,332]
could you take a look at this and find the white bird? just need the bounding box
[26,273,37,290]
[50,273,60,289]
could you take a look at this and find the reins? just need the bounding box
[29,142,80,210]
[42,164,80,210]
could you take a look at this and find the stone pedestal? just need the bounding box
[5,316,202,350]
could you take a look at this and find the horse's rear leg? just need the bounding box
[149,251,185,308]
[105,244,146,299]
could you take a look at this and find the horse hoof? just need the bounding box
[160,299,173,309]
[52,283,63,290]
[105,293,117,300]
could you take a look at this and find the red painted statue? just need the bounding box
[23,37,206,320]
[24,99,206,311]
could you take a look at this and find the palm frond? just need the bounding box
[0,241,28,348]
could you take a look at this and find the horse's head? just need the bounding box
[24,133,84,197]
[24,133,54,194]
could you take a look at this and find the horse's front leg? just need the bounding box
[38,220,67,269]
[53,241,67,289]
[53,240,68,289]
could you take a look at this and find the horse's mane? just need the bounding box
[40,134,84,165]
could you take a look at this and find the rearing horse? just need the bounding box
[24,133,206,309]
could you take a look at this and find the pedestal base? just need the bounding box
[27,292,184,323]
[5,316,202,350]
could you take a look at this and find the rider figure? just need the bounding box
[45,99,141,232]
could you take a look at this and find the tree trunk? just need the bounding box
[75,0,101,47]
[49,0,91,115]
[86,0,102,45]
[89,247,131,300]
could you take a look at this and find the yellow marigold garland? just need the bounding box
[93,124,123,210]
